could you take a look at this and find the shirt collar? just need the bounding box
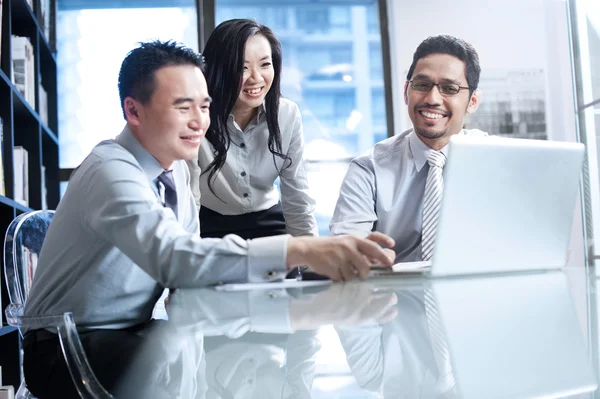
[409,129,464,172]
[228,103,267,126]
[114,125,165,182]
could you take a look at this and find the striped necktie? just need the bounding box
[421,151,457,395]
[424,288,457,397]
[421,151,446,261]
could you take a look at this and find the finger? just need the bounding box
[357,239,394,266]
[378,308,398,324]
[383,248,396,263]
[366,232,395,247]
[339,263,357,281]
[327,267,343,282]
[348,251,371,279]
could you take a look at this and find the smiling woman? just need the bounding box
[186,18,319,244]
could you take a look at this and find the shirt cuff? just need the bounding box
[248,289,293,333]
[247,234,290,283]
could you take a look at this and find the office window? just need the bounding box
[367,6,379,34]
[214,2,388,238]
[57,4,198,175]
[297,45,353,80]
[371,88,386,128]
[568,0,600,266]
[293,6,351,35]
[218,7,288,30]
[369,42,384,81]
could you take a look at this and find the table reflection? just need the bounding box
[118,271,597,398]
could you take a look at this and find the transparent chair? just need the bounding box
[3,210,114,398]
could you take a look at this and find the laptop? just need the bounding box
[430,271,597,398]
[371,134,585,278]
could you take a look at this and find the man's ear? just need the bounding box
[466,89,482,114]
[124,97,142,125]
[403,81,409,105]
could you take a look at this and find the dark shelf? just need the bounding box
[0,195,33,212]
[38,29,57,63]
[0,326,18,337]
[0,70,10,87]
[11,0,36,26]
[2,0,58,387]
[11,85,37,120]
[42,124,58,145]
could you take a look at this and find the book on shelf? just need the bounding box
[39,83,48,126]
[13,146,28,207]
[41,164,47,210]
[0,385,15,399]
[0,118,4,196]
[40,0,56,48]
[11,36,35,107]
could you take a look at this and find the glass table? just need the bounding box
[118,267,600,398]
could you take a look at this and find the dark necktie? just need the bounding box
[157,170,178,218]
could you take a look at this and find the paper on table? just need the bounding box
[369,260,432,276]
[215,279,332,292]
[392,260,432,271]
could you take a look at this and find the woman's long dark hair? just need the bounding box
[202,19,290,196]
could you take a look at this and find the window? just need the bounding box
[295,6,351,35]
[57,4,198,173]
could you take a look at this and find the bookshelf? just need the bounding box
[0,0,58,389]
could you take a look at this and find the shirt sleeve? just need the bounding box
[329,157,378,237]
[83,156,289,288]
[169,288,294,336]
[278,103,319,237]
[335,325,385,390]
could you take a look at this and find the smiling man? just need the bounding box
[330,35,487,262]
[22,40,395,399]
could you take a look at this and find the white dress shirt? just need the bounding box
[330,128,487,262]
[187,98,318,237]
[24,126,290,331]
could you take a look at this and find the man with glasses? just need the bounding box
[330,35,487,263]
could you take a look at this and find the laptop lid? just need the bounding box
[431,271,597,398]
[430,135,585,277]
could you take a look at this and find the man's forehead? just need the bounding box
[153,66,209,96]
[412,53,467,80]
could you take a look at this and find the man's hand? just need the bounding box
[286,233,396,281]
[289,282,398,330]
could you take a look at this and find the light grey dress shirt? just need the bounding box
[24,126,289,331]
[187,98,318,237]
[330,128,487,262]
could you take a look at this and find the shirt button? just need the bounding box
[241,171,247,177]
[240,143,246,148]
[243,193,249,198]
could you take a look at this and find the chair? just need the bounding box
[3,210,114,399]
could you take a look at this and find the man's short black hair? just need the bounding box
[118,40,205,120]
[406,35,481,94]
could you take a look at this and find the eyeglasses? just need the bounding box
[409,79,470,96]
